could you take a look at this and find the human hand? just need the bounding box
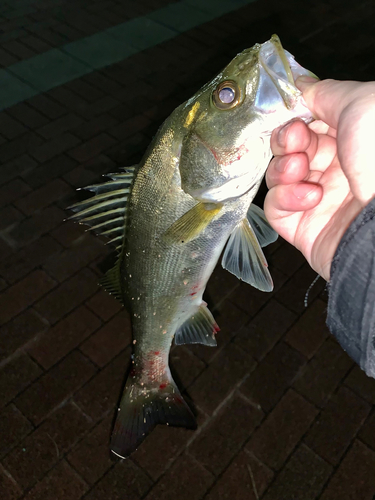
[264,78,375,281]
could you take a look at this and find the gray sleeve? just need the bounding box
[327,197,375,378]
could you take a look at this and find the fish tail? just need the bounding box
[110,369,196,458]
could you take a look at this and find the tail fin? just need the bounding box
[110,372,196,458]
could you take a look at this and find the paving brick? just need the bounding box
[22,154,78,188]
[108,115,151,141]
[240,342,306,412]
[188,299,249,363]
[359,409,375,451]
[320,440,375,500]
[132,411,206,481]
[144,452,214,500]
[8,205,66,248]
[344,365,375,405]
[229,267,288,317]
[22,460,88,500]
[205,449,273,500]
[0,47,18,66]
[188,343,254,415]
[285,298,329,358]
[0,204,24,231]
[73,113,119,141]
[293,338,353,407]
[247,389,318,470]
[14,350,97,425]
[47,87,91,116]
[27,93,66,120]
[28,306,101,370]
[74,348,131,422]
[44,233,107,282]
[1,155,37,186]
[0,309,48,362]
[0,235,62,284]
[275,263,326,314]
[304,386,370,465]
[0,353,42,409]
[34,268,99,324]
[2,403,89,492]
[0,270,56,325]
[85,289,122,321]
[0,465,22,500]
[67,415,113,485]
[0,113,27,139]
[7,102,49,129]
[30,133,81,163]
[268,240,306,277]
[80,311,132,367]
[0,179,32,208]
[204,263,240,307]
[189,394,264,476]
[19,34,52,54]
[67,133,116,163]
[37,402,92,456]
[35,113,83,140]
[170,345,206,390]
[14,179,72,216]
[84,459,152,500]
[50,221,88,248]
[0,404,33,459]
[63,155,116,188]
[65,79,104,103]
[262,444,332,500]
[2,39,36,60]
[234,299,297,361]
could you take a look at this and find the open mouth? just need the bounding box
[258,34,316,110]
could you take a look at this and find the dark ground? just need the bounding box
[1,0,375,498]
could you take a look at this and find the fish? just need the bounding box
[69,34,314,458]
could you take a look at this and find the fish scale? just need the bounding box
[69,35,315,458]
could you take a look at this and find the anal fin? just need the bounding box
[175,302,219,346]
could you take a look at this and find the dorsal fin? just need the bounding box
[100,257,123,303]
[67,167,136,252]
[247,204,278,247]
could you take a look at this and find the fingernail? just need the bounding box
[296,75,319,91]
[277,122,292,148]
[274,156,288,173]
[293,183,315,199]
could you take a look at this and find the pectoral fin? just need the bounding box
[247,204,278,248]
[222,218,273,292]
[163,202,222,244]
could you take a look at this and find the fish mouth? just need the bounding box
[258,34,316,110]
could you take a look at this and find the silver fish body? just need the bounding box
[69,35,315,458]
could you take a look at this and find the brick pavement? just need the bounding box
[1,0,375,498]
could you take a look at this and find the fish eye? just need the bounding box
[212,80,241,110]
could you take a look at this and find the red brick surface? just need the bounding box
[1,1,375,498]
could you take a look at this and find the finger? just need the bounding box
[271,119,311,156]
[297,77,375,130]
[266,153,310,189]
[265,182,323,215]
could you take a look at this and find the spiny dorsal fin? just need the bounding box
[247,204,278,247]
[175,302,219,346]
[222,218,273,292]
[100,257,123,303]
[67,167,136,251]
[163,202,222,244]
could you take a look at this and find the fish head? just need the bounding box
[179,34,315,203]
